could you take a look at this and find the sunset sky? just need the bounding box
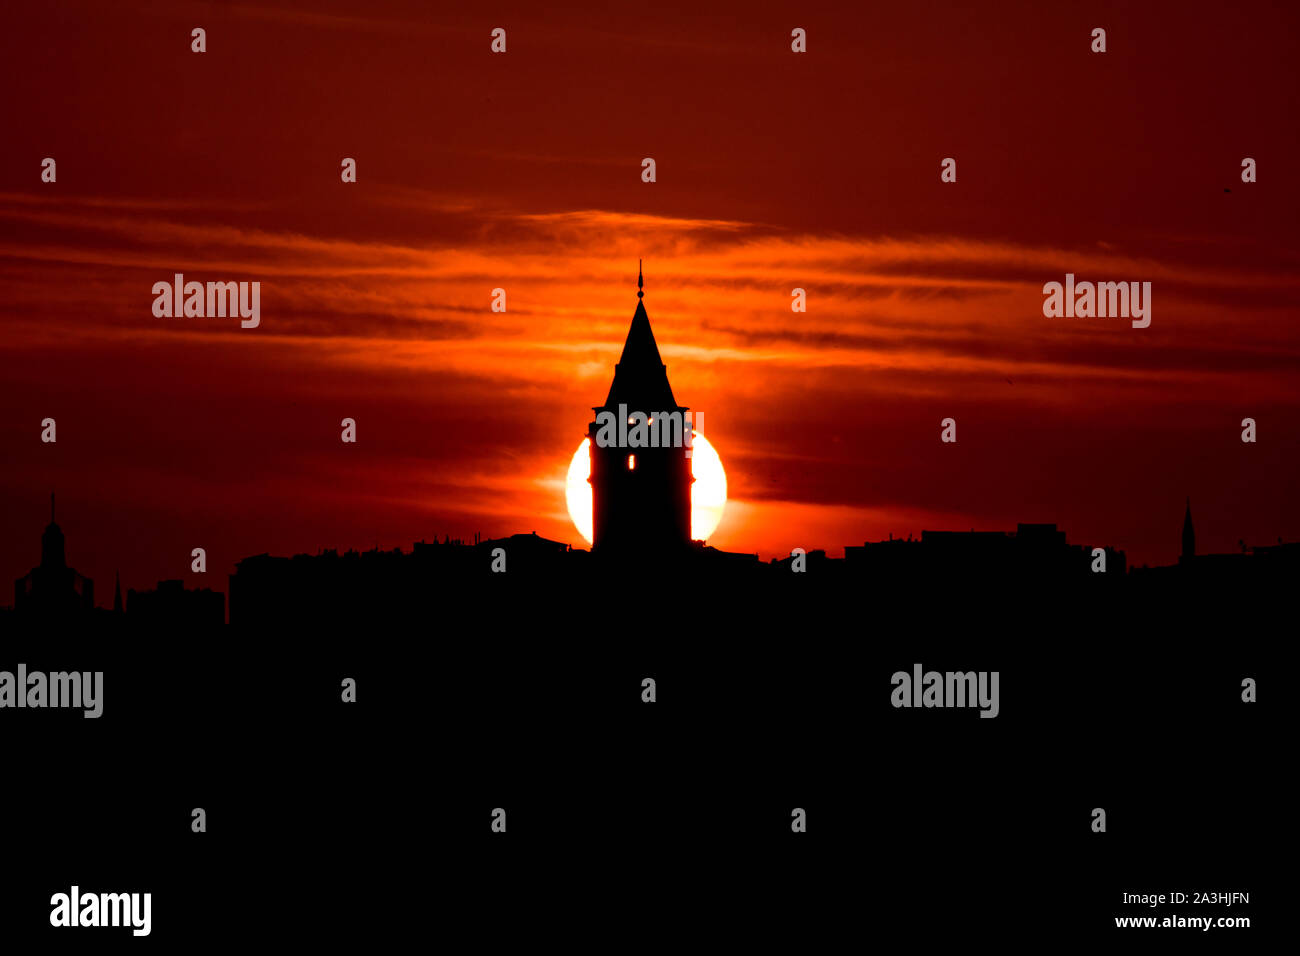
[2,0,1298,603]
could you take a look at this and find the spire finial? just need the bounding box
[50,491,55,524]
[637,259,644,299]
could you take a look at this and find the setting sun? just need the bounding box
[566,435,727,546]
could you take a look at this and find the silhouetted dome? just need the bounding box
[41,520,66,569]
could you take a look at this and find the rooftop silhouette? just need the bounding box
[9,494,223,625]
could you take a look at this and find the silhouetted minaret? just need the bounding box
[1181,497,1196,564]
[587,262,693,555]
[114,571,123,614]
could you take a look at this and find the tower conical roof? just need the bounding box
[602,286,679,410]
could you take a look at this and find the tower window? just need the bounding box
[627,454,636,470]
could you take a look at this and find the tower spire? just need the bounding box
[587,264,690,554]
[50,491,55,524]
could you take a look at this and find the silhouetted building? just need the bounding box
[222,496,1288,629]
[1132,499,1297,584]
[228,533,582,626]
[1248,539,1300,565]
[843,523,1125,578]
[478,532,570,571]
[127,579,225,626]
[772,548,837,572]
[844,533,924,574]
[587,263,693,556]
[13,494,94,616]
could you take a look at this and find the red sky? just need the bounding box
[2,0,1298,603]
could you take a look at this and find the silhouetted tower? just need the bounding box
[14,492,95,613]
[1181,497,1196,564]
[587,262,693,554]
[113,571,124,614]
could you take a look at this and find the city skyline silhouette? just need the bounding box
[5,275,1296,621]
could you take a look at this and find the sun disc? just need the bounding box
[566,434,727,546]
